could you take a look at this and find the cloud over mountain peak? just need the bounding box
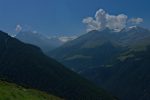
[83,9,143,32]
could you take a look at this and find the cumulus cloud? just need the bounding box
[82,17,101,32]
[106,14,128,31]
[95,9,107,30]
[83,9,143,32]
[83,9,107,32]
[15,24,22,32]
[128,18,143,24]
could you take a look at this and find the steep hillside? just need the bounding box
[80,46,150,100]
[49,27,150,100]
[102,46,150,100]
[0,80,62,100]
[0,31,115,100]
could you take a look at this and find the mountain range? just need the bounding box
[0,31,115,100]
[15,31,64,53]
[49,26,150,100]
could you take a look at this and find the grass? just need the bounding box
[0,81,63,100]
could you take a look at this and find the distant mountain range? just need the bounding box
[0,31,115,100]
[15,31,64,53]
[49,26,150,100]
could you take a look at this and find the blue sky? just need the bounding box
[0,0,149,35]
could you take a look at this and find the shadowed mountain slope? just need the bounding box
[0,31,115,100]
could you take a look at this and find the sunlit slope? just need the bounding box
[0,81,62,100]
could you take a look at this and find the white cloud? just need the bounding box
[128,18,143,24]
[83,9,107,32]
[106,14,128,31]
[95,9,107,30]
[83,17,101,32]
[59,36,78,42]
[15,24,22,32]
[83,9,143,32]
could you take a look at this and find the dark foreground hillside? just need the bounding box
[0,31,115,100]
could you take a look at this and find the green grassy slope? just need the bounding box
[0,81,62,100]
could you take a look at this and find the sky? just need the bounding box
[0,0,150,36]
